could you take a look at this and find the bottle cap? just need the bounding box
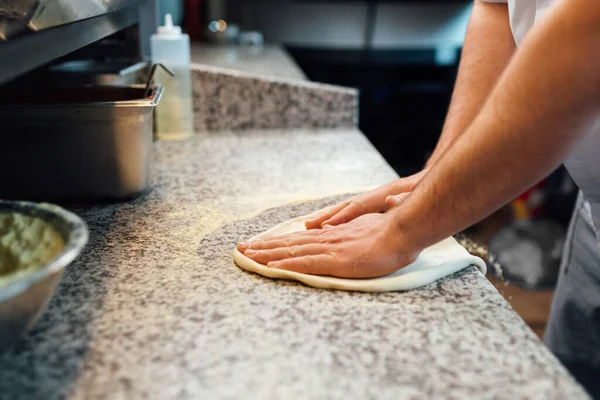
[157,14,182,36]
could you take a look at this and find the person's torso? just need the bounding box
[505,0,600,229]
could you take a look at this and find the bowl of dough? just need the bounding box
[0,200,88,353]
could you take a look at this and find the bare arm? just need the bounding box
[393,0,600,253]
[239,0,600,279]
[426,0,515,168]
[305,0,515,229]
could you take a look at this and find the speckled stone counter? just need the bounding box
[189,45,356,132]
[0,129,589,399]
[191,65,357,131]
[191,44,307,81]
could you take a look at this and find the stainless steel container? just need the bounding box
[0,200,88,353]
[0,84,163,201]
[48,60,149,86]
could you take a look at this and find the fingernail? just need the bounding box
[320,220,330,228]
[267,261,277,268]
[244,249,256,255]
[323,224,333,229]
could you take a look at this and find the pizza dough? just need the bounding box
[234,214,487,292]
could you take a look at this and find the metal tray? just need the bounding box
[0,84,163,201]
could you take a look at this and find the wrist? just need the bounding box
[384,209,427,261]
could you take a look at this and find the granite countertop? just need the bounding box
[0,45,590,399]
[191,44,307,81]
[189,44,358,132]
[0,129,589,399]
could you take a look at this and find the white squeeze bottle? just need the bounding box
[151,13,194,140]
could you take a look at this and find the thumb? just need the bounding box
[385,192,410,208]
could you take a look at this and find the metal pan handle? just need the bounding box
[144,63,175,98]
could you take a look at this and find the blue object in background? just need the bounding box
[159,0,184,26]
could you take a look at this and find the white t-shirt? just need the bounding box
[481,0,555,44]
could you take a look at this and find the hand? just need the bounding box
[238,213,420,278]
[304,169,428,229]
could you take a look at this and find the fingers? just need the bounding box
[321,200,368,227]
[308,174,426,229]
[244,244,327,264]
[305,201,350,229]
[267,254,337,275]
[238,229,322,252]
[385,192,411,208]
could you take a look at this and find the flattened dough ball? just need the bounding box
[233,214,486,293]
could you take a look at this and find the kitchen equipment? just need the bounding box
[0,84,163,201]
[0,0,139,41]
[151,13,194,141]
[48,60,149,86]
[144,63,174,98]
[0,200,88,354]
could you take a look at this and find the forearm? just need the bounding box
[426,0,515,168]
[393,0,600,252]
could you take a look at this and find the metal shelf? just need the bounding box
[0,0,157,85]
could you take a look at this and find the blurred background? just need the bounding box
[198,0,471,175]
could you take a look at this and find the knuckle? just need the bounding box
[349,200,367,215]
[257,240,271,250]
[287,246,298,258]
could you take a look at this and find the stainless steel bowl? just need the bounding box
[0,200,88,353]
